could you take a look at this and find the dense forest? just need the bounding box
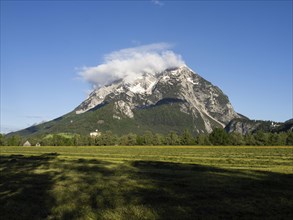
[1,128,292,146]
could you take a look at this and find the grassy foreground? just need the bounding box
[1,146,293,219]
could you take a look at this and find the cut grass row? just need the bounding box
[1,146,293,173]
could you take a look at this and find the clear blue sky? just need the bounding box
[1,0,292,133]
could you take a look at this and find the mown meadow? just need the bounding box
[1,146,293,219]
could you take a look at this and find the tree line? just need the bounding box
[1,128,293,146]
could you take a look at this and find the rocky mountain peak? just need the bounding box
[9,65,290,138]
[74,65,241,134]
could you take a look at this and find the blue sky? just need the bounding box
[1,0,292,133]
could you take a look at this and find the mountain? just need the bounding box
[225,118,293,135]
[9,65,242,137]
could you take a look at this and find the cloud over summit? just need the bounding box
[80,43,185,88]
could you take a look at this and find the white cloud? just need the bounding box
[80,43,185,88]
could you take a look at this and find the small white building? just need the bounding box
[90,129,101,137]
[23,141,31,146]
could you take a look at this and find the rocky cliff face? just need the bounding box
[225,118,292,135]
[75,65,241,134]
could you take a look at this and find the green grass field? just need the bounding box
[1,146,293,219]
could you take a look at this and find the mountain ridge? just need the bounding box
[74,65,241,132]
[8,65,247,137]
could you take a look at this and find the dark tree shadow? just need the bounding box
[55,159,293,219]
[1,156,292,219]
[0,154,59,220]
[128,161,293,219]
[46,158,117,219]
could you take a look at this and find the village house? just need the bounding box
[90,129,101,137]
[23,141,31,146]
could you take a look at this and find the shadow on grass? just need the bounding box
[1,156,292,219]
[129,161,293,219]
[0,154,59,219]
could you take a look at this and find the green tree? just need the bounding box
[119,135,129,146]
[165,131,180,145]
[64,137,73,146]
[229,132,244,145]
[254,131,269,146]
[143,131,154,145]
[244,133,256,145]
[195,134,211,146]
[286,132,293,146]
[119,133,137,146]
[180,129,195,145]
[127,133,137,145]
[136,135,144,145]
[153,133,164,145]
[268,133,286,146]
[209,128,229,145]
[7,135,22,146]
[72,134,82,146]
[40,136,52,146]
[52,134,62,146]
[0,134,6,146]
[86,136,95,146]
[98,131,117,146]
[278,132,288,146]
